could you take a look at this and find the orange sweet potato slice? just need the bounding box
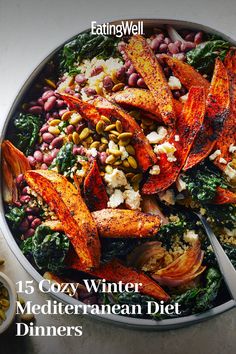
[84,160,108,211]
[112,88,183,121]
[92,96,158,171]
[69,258,170,301]
[213,187,236,204]
[162,55,210,92]
[24,169,101,270]
[214,49,236,170]
[125,35,176,126]
[184,58,230,170]
[142,86,206,194]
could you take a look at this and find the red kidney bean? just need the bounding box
[41,163,48,170]
[174,40,182,48]
[40,142,49,150]
[185,32,195,41]
[75,74,87,84]
[33,150,43,162]
[159,43,168,53]
[194,31,203,44]
[44,96,57,111]
[118,41,126,53]
[103,76,114,91]
[74,93,81,98]
[40,125,48,134]
[20,195,31,204]
[52,112,60,119]
[137,78,147,88]
[27,215,35,223]
[28,106,43,115]
[116,66,126,81]
[128,73,139,87]
[181,41,196,52]
[91,65,103,77]
[73,146,85,155]
[65,87,74,94]
[173,53,186,61]
[156,33,164,41]
[150,38,161,52]
[66,125,75,134]
[168,43,179,54]
[16,174,24,186]
[37,98,44,106]
[164,37,171,45]
[31,218,41,229]
[51,148,60,159]
[42,90,55,101]
[43,154,53,165]
[51,136,63,149]
[126,65,136,75]
[56,99,65,108]
[76,122,86,133]
[27,156,36,167]
[59,109,68,117]
[24,228,35,239]
[26,206,40,215]
[21,186,29,195]
[19,218,29,232]
[124,60,131,69]
[84,87,97,96]
[99,152,107,165]
[42,132,54,143]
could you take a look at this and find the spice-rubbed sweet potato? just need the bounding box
[69,258,170,301]
[214,49,236,170]
[24,170,101,270]
[184,58,230,170]
[142,86,206,194]
[213,187,236,204]
[125,35,176,126]
[92,208,161,238]
[112,88,183,121]
[43,209,161,238]
[92,96,158,171]
[162,55,210,91]
[84,160,108,211]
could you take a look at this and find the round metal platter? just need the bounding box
[0,19,235,330]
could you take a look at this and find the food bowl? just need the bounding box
[0,272,17,334]
[0,18,235,330]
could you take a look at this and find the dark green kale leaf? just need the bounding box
[13,113,42,156]
[204,242,236,268]
[22,225,69,273]
[50,142,76,175]
[184,163,228,203]
[205,204,236,229]
[5,206,26,230]
[101,239,140,263]
[59,32,120,73]
[187,40,230,75]
[157,219,187,249]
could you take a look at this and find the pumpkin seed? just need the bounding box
[112,83,125,92]
[101,115,111,124]
[110,130,120,136]
[118,132,133,140]
[79,127,91,140]
[126,172,135,179]
[72,132,80,145]
[0,299,9,308]
[101,137,108,144]
[96,120,105,135]
[128,156,138,169]
[105,165,113,174]
[45,78,57,89]
[69,114,82,125]
[115,120,123,133]
[85,136,93,144]
[99,143,107,152]
[67,134,73,142]
[122,160,130,168]
[109,134,118,143]
[61,110,72,121]
[90,141,100,149]
[109,149,122,157]
[105,155,117,164]
[118,139,130,147]
[131,173,143,184]
[49,119,61,126]
[104,124,116,132]
[126,145,135,155]
[113,160,122,166]
[48,126,60,135]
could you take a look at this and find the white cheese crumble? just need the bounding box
[149,165,160,175]
[86,148,98,158]
[224,163,236,181]
[176,175,187,192]
[123,188,141,210]
[209,149,221,161]
[184,230,199,243]
[104,168,127,188]
[107,189,124,208]
[174,135,180,142]
[168,76,182,90]
[154,142,177,162]
[179,93,189,103]
[158,189,175,205]
[119,146,129,161]
[146,127,167,144]
[229,144,236,153]
[219,157,227,164]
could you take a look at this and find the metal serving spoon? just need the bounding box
[195,212,236,303]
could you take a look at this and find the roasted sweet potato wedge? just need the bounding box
[92,208,161,238]
[1,140,30,203]
[142,86,206,194]
[84,160,108,211]
[213,187,236,204]
[43,209,161,238]
[24,170,101,270]
[214,49,236,170]
[162,55,210,91]
[69,258,170,301]
[184,59,230,170]
[112,88,183,121]
[125,35,176,126]
[92,96,157,171]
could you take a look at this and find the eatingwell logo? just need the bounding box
[91,21,144,38]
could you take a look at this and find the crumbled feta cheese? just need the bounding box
[200,208,206,216]
[224,162,236,181]
[158,189,175,205]
[154,142,177,162]
[184,230,199,243]
[209,149,221,160]
[107,189,124,208]
[174,135,180,142]
[168,76,182,90]
[147,127,167,144]
[179,93,189,103]
[87,148,98,158]
[104,168,127,188]
[123,188,141,210]
[219,157,227,164]
[229,144,236,153]
[176,175,187,192]
[108,140,118,150]
[119,146,129,161]
[149,165,160,175]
